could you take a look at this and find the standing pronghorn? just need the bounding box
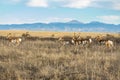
[6,33,22,46]
[22,32,30,40]
[72,32,80,45]
[79,37,92,45]
[58,36,73,45]
[95,36,107,45]
[105,40,114,48]
[95,36,114,48]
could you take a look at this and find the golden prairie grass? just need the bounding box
[0,38,120,80]
[0,30,119,38]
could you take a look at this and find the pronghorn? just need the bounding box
[105,40,114,48]
[22,32,30,40]
[72,32,80,45]
[58,36,74,45]
[95,36,114,48]
[6,33,22,46]
[95,36,107,44]
[79,37,92,45]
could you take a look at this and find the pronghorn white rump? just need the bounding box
[105,40,114,48]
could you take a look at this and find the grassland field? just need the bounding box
[0,30,119,37]
[0,30,120,80]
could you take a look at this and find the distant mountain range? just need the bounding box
[0,20,120,32]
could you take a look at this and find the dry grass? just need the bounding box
[0,30,119,38]
[0,37,120,80]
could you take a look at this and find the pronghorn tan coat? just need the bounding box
[105,40,114,48]
[7,33,22,45]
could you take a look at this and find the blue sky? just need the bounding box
[0,0,120,24]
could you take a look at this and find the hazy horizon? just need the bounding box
[0,20,120,25]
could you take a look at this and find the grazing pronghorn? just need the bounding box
[6,33,22,46]
[95,36,107,44]
[22,32,30,40]
[58,33,79,45]
[79,37,92,45]
[22,32,30,37]
[58,36,74,45]
[95,36,114,48]
[72,32,80,45]
[72,37,79,45]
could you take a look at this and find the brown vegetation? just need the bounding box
[0,31,120,80]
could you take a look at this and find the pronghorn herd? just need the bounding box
[58,33,93,45]
[58,33,114,48]
[1,32,116,48]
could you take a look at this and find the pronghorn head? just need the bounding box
[6,33,12,39]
